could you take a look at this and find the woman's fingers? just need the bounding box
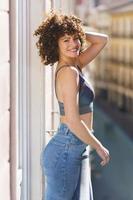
[96,145,110,166]
[100,155,110,166]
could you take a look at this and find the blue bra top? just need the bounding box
[55,65,95,115]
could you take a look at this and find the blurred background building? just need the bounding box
[89,0,133,135]
[85,1,133,200]
[0,0,133,200]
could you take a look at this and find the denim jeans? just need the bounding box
[40,122,92,200]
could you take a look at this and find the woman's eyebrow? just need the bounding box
[61,36,70,40]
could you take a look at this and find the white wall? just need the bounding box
[0,0,10,200]
[10,0,19,199]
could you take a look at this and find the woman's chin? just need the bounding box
[68,53,79,58]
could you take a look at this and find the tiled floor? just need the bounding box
[91,105,133,200]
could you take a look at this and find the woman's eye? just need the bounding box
[64,40,68,42]
[74,37,79,40]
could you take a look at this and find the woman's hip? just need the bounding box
[40,123,88,174]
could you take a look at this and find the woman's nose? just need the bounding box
[70,39,79,47]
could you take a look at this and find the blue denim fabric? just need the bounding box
[40,123,90,200]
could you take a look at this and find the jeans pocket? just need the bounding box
[40,139,54,167]
[42,142,65,170]
[69,131,88,146]
[52,135,67,147]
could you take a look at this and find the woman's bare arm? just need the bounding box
[58,66,110,165]
[78,32,108,68]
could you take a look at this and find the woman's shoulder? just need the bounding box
[55,65,79,79]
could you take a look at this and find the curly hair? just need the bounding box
[33,11,85,66]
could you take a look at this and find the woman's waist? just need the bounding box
[59,112,93,130]
[55,122,88,147]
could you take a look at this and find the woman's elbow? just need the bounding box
[102,34,109,45]
[98,35,108,48]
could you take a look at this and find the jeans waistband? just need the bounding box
[56,122,89,159]
[57,122,70,135]
[57,122,94,134]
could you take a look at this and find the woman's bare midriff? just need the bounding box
[59,112,93,131]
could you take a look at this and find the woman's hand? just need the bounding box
[96,145,110,166]
[78,32,108,67]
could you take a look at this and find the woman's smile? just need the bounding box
[58,34,81,58]
[67,48,80,56]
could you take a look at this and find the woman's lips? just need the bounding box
[68,48,79,52]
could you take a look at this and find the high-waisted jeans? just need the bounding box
[40,122,92,200]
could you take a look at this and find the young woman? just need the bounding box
[34,11,110,200]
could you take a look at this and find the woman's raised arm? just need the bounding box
[79,32,109,67]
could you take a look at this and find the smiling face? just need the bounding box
[58,34,81,60]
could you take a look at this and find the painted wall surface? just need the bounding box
[0,0,10,200]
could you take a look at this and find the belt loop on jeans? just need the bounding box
[64,127,69,135]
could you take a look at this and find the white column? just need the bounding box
[29,1,46,200]
[10,0,20,199]
[18,0,45,199]
[18,0,30,199]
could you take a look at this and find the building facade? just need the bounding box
[92,1,133,114]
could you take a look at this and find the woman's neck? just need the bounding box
[58,57,78,67]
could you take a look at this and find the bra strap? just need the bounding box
[55,64,82,100]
